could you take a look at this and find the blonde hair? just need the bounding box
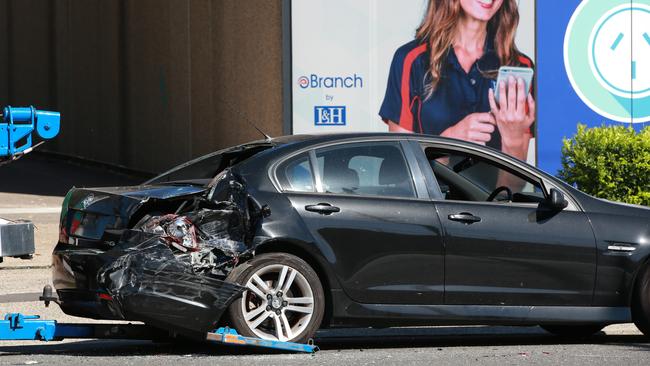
[416,0,522,98]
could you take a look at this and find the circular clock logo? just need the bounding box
[565,1,650,123]
[589,3,650,99]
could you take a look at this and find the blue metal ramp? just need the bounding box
[0,313,318,353]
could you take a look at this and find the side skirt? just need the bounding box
[328,290,631,327]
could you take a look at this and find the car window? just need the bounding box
[147,144,272,185]
[423,147,545,203]
[315,142,416,198]
[277,153,315,192]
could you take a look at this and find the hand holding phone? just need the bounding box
[494,66,533,104]
[488,66,536,159]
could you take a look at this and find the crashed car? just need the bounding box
[53,133,650,343]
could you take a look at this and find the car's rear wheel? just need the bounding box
[540,324,604,337]
[632,263,650,337]
[226,253,324,343]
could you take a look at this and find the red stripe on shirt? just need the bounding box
[518,55,532,68]
[399,44,427,131]
[518,55,534,135]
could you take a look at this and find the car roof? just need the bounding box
[266,132,459,147]
[260,132,503,156]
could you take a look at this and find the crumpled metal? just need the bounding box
[94,169,264,335]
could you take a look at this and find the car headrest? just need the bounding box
[324,167,359,192]
[378,155,409,186]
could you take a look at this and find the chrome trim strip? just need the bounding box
[607,245,637,252]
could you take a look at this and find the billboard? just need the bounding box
[289,0,648,173]
[291,0,537,165]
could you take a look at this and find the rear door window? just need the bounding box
[314,142,416,198]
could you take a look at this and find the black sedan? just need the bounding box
[52,133,650,343]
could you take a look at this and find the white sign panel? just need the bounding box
[291,0,427,133]
[291,0,536,138]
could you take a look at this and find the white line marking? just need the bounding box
[0,207,61,215]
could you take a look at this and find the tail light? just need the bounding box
[58,190,74,244]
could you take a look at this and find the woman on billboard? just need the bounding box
[380,0,535,161]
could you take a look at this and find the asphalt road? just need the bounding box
[0,327,648,366]
[1,153,649,365]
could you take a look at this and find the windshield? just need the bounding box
[145,143,273,186]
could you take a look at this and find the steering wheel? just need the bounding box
[486,186,513,202]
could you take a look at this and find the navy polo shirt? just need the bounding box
[380,38,533,151]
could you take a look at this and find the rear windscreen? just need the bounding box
[146,144,273,185]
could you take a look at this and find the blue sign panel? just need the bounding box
[314,106,347,126]
[537,0,650,174]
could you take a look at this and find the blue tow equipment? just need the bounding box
[0,312,318,353]
[0,105,60,161]
[0,106,59,261]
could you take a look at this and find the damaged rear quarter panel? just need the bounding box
[88,170,265,335]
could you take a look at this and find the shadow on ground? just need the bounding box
[0,327,648,357]
[0,153,148,197]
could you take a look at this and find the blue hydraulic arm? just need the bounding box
[0,106,61,163]
[0,313,136,341]
[0,313,86,341]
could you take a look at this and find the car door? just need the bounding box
[416,143,597,306]
[274,140,445,305]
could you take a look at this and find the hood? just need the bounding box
[590,197,650,217]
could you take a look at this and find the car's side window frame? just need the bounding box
[413,140,557,208]
[406,140,444,200]
[399,140,430,199]
[270,138,430,200]
[310,141,422,199]
[273,151,318,193]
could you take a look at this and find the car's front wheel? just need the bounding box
[226,253,324,343]
[632,263,650,337]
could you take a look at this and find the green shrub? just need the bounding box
[558,124,650,206]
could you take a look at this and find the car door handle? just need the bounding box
[448,212,481,223]
[305,203,340,214]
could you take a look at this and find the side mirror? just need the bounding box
[548,188,568,210]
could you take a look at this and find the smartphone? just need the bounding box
[494,66,534,104]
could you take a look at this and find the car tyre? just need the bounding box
[540,324,604,337]
[226,252,324,344]
[632,264,650,337]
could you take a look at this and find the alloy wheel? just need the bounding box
[240,264,315,341]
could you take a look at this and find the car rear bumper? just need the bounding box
[56,289,124,320]
[52,237,245,334]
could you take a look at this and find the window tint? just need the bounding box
[315,142,415,198]
[147,144,272,185]
[424,147,544,203]
[277,153,315,192]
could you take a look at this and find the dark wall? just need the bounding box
[0,0,284,173]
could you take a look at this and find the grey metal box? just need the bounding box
[0,221,35,258]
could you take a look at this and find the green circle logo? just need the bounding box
[565,0,650,123]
